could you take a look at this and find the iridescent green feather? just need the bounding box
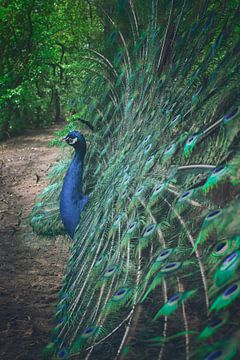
[209,238,238,265]
[121,221,139,248]
[103,287,133,315]
[42,342,57,359]
[162,143,177,163]
[198,313,229,340]
[146,182,167,209]
[136,224,157,253]
[210,281,240,312]
[173,188,198,216]
[213,251,240,286]
[142,262,183,301]
[197,332,240,360]
[183,133,202,157]
[202,164,230,193]
[194,209,224,249]
[145,248,175,281]
[154,290,196,319]
[70,326,105,353]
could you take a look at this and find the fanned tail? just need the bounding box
[34,1,240,359]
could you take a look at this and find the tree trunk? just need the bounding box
[54,88,61,123]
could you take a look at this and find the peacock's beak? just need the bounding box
[61,136,69,142]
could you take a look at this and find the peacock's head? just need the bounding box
[62,131,86,155]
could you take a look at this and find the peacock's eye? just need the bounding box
[104,265,118,278]
[112,287,129,301]
[187,135,195,144]
[136,186,144,195]
[58,317,65,324]
[144,143,152,153]
[223,283,238,297]
[179,190,193,201]
[143,224,156,237]
[206,209,222,220]
[57,348,69,359]
[156,248,173,261]
[204,350,222,360]
[164,263,175,269]
[212,164,225,174]
[147,155,155,163]
[68,137,78,145]
[163,143,177,159]
[215,242,226,251]
[114,215,121,224]
[169,115,180,127]
[95,255,105,266]
[222,252,237,265]
[212,241,229,257]
[160,261,181,272]
[91,242,97,251]
[116,289,125,296]
[83,327,94,335]
[123,176,130,185]
[154,183,164,193]
[168,294,180,304]
[143,135,151,143]
[223,107,238,123]
[81,326,97,338]
[182,191,190,198]
[166,144,173,152]
[128,222,137,232]
[85,327,94,334]
[209,316,222,328]
[220,252,239,272]
[160,250,168,256]
[107,267,115,273]
[146,225,154,232]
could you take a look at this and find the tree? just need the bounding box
[0,0,102,139]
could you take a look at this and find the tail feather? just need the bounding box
[31,1,240,359]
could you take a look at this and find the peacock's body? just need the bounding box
[60,131,88,239]
[30,1,240,359]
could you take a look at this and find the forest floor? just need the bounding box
[0,126,70,360]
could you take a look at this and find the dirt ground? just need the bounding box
[0,127,70,360]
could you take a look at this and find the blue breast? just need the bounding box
[60,151,88,238]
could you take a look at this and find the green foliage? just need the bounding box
[0,0,103,139]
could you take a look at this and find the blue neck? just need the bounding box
[60,148,86,238]
[70,150,84,195]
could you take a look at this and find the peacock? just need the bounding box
[30,1,240,359]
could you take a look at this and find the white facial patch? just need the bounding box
[68,137,78,145]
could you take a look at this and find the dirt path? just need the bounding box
[0,127,69,360]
